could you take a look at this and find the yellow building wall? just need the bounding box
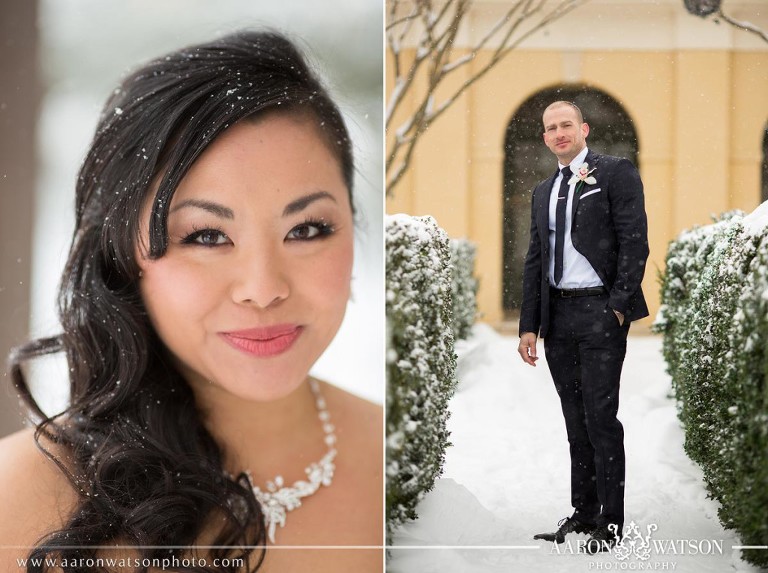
[731,52,768,212]
[674,52,732,232]
[468,52,561,326]
[387,47,768,326]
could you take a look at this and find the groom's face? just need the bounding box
[542,105,589,165]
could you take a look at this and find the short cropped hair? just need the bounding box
[543,100,584,124]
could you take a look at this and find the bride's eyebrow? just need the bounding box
[282,191,336,216]
[170,199,234,219]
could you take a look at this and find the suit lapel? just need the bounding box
[538,172,558,246]
[571,150,600,226]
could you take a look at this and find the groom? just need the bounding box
[517,101,649,552]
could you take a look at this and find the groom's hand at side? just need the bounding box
[518,332,539,366]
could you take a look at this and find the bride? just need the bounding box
[0,31,382,572]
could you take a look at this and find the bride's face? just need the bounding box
[137,112,354,402]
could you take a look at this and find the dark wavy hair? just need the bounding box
[9,30,353,572]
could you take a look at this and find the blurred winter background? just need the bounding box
[0,0,383,433]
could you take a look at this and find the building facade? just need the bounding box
[387,0,768,326]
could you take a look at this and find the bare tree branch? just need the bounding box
[386,0,467,135]
[386,0,589,194]
[716,8,768,43]
[683,1,768,44]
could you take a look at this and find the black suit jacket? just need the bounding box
[519,150,649,338]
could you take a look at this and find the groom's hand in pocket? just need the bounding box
[518,332,539,366]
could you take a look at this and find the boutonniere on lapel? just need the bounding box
[568,163,597,192]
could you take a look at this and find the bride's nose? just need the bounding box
[230,243,290,309]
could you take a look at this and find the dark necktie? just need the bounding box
[554,166,571,286]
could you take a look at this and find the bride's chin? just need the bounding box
[210,372,310,404]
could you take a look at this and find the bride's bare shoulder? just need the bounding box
[0,427,77,546]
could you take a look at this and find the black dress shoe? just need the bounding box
[533,517,596,544]
[585,524,621,554]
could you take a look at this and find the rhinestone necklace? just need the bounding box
[244,378,337,543]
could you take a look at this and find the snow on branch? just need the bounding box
[716,9,768,43]
[683,1,768,44]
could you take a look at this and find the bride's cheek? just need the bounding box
[140,260,220,330]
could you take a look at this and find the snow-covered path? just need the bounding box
[388,324,761,573]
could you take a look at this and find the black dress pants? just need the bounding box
[543,291,629,530]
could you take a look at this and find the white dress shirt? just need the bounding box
[548,147,604,288]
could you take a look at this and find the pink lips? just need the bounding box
[219,324,303,357]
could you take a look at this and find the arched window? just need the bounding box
[502,86,639,316]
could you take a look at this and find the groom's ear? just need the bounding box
[581,122,590,139]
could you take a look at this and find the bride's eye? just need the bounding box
[286,220,335,241]
[181,228,231,247]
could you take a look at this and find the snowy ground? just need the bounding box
[388,324,762,573]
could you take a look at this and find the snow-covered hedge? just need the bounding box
[450,238,478,341]
[385,214,458,534]
[654,208,768,567]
